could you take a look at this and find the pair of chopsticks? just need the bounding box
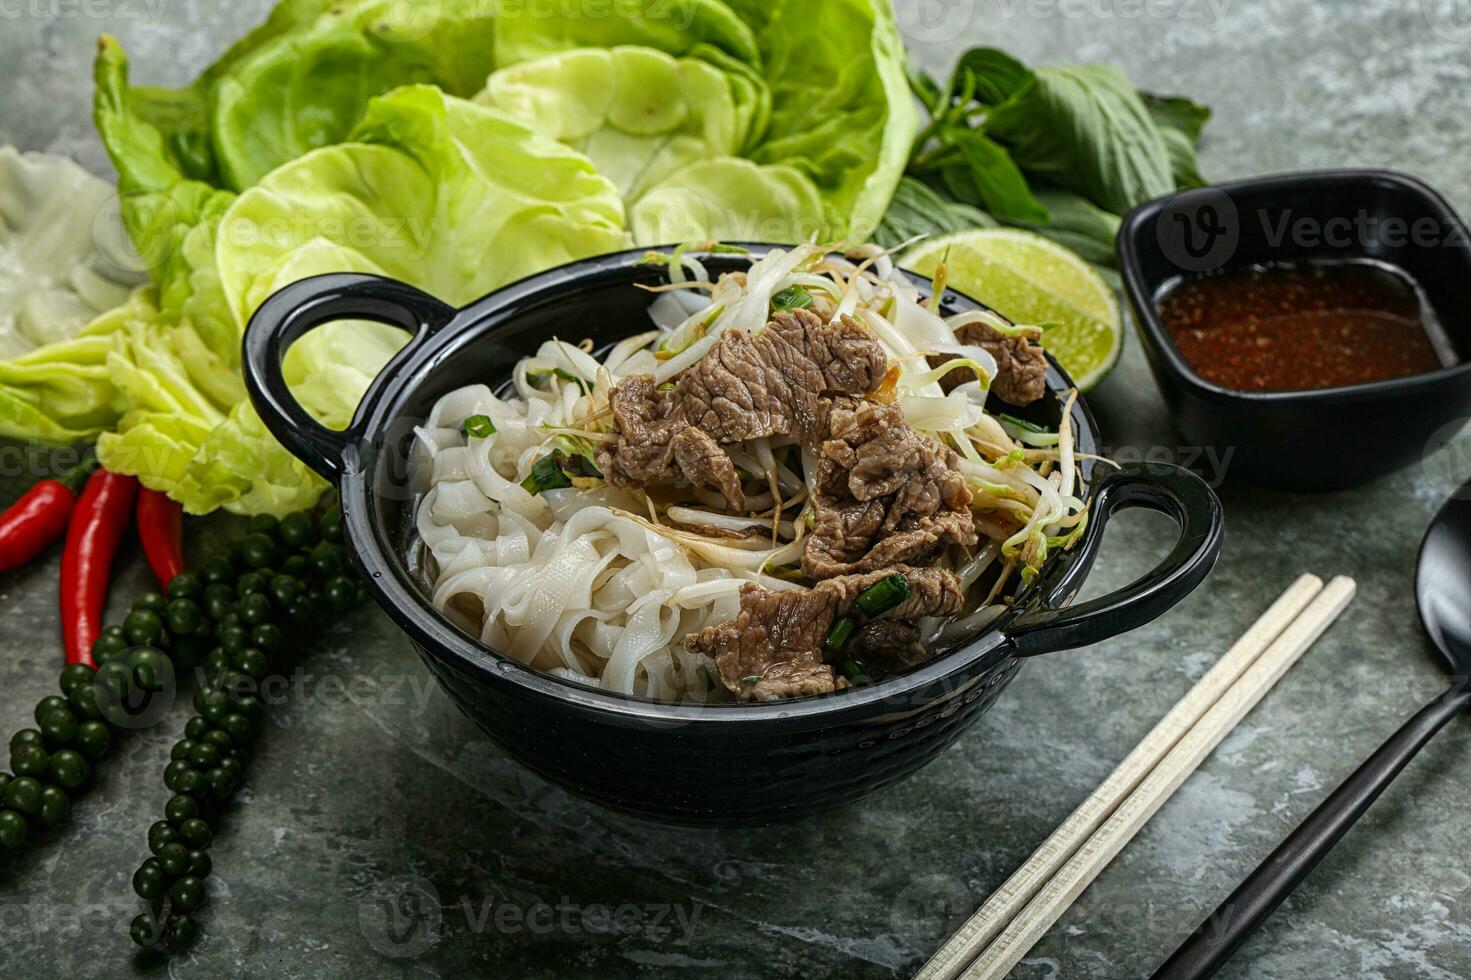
[917,573,1357,980]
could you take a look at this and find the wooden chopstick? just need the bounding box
[916,573,1328,980]
[961,576,1357,980]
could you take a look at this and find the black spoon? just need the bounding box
[1152,486,1471,980]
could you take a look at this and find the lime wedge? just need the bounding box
[901,229,1122,391]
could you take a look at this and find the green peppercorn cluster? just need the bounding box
[127,506,368,949]
[0,503,367,951]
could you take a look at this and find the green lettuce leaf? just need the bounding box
[95,85,630,516]
[0,146,148,443]
[480,45,765,202]
[492,0,759,68]
[738,0,917,240]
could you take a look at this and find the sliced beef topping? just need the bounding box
[803,402,977,581]
[847,620,931,674]
[930,319,1049,406]
[687,565,965,702]
[598,309,888,508]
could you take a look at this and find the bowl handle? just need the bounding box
[1002,462,1224,658]
[242,273,455,481]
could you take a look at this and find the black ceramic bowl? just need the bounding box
[1119,170,1471,492]
[243,246,1223,825]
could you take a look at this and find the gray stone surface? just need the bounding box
[3,1,1471,977]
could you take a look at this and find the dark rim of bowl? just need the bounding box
[348,245,1103,724]
[1119,169,1471,404]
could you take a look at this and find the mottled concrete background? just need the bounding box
[3,1,1471,978]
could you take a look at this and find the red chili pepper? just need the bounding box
[61,469,138,667]
[0,454,98,574]
[136,489,185,589]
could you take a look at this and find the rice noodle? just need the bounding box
[412,245,1094,701]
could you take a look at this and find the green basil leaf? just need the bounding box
[984,64,1175,216]
[873,176,996,249]
[950,47,1035,107]
[1013,186,1122,267]
[1142,93,1212,189]
[948,130,1049,225]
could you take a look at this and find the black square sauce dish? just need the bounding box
[1118,170,1471,492]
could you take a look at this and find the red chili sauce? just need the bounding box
[1155,260,1454,392]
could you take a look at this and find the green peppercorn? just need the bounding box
[324,575,357,610]
[130,911,162,947]
[10,729,43,753]
[0,809,27,849]
[74,721,111,761]
[247,513,280,538]
[217,623,249,655]
[148,819,181,854]
[157,841,191,877]
[236,572,264,599]
[48,749,88,790]
[202,593,235,623]
[178,818,212,848]
[132,591,168,615]
[36,784,69,827]
[197,695,231,726]
[234,693,264,719]
[4,776,43,816]
[123,609,164,646]
[238,533,279,570]
[204,647,231,675]
[133,862,166,901]
[91,631,130,662]
[0,772,10,797]
[233,648,269,680]
[165,794,200,826]
[58,663,93,696]
[169,876,205,912]
[11,743,49,779]
[281,554,310,578]
[199,555,234,585]
[205,767,235,801]
[202,729,233,754]
[66,681,106,722]
[239,593,271,625]
[251,623,283,653]
[39,708,78,747]
[187,849,212,877]
[167,572,202,600]
[33,695,68,725]
[94,660,131,698]
[176,769,207,798]
[219,713,254,745]
[320,506,344,543]
[265,574,300,607]
[171,740,197,764]
[188,743,221,771]
[287,598,311,623]
[166,598,204,636]
[168,912,199,946]
[185,717,212,743]
[309,541,341,577]
[171,636,207,671]
[163,761,192,793]
[280,511,317,549]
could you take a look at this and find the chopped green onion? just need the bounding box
[836,657,872,686]
[528,366,582,386]
[740,675,761,686]
[521,454,573,494]
[997,412,1048,433]
[635,251,670,267]
[771,285,813,313]
[461,414,495,439]
[657,382,677,392]
[708,243,752,254]
[825,615,856,653]
[696,663,716,693]
[853,573,911,618]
